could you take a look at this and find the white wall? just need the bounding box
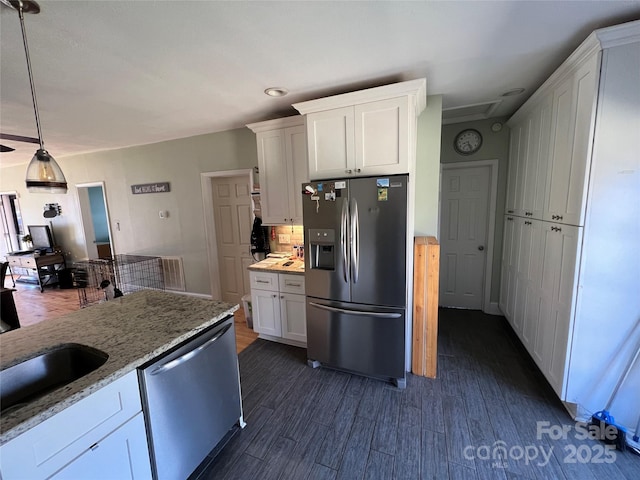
[414,95,442,236]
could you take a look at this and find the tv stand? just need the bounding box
[7,251,66,292]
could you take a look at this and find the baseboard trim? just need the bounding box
[484,302,502,316]
[258,334,306,349]
[169,290,214,300]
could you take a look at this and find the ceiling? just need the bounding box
[1,1,639,168]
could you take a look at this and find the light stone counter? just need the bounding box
[247,258,305,275]
[0,290,237,445]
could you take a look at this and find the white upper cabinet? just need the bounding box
[504,125,521,215]
[532,96,553,219]
[285,124,308,223]
[294,79,426,180]
[354,96,410,175]
[508,48,600,227]
[247,116,308,225]
[522,97,553,219]
[545,53,600,226]
[306,107,355,179]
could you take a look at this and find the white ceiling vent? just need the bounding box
[442,100,502,125]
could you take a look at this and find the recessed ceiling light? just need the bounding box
[500,88,525,97]
[264,87,288,97]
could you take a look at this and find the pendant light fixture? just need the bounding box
[10,0,68,194]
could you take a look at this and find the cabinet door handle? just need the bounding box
[256,280,270,284]
[355,168,361,173]
[280,295,285,299]
[507,210,514,213]
[285,282,301,287]
[346,169,353,174]
[272,294,277,298]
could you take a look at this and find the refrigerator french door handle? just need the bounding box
[341,199,349,283]
[309,301,402,318]
[350,198,359,283]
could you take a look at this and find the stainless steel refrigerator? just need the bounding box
[303,174,407,388]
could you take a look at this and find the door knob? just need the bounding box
[478,246,485,251]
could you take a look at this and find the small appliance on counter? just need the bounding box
[303,175,408,388]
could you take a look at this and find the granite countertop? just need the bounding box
[0,290,237,445]
[247,257,305,275]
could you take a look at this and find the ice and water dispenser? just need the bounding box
[309,229,335,270]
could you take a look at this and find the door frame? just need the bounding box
[75,182,116,260]
[201,169,254,301]
[439,160,499,314]
[0,191,23,253]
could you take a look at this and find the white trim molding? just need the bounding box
[440,159,499,315]
[293,78,426,115]
[200,169,254,300]
[74,181,116,259]
[246,115,304,133]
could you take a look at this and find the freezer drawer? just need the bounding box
[306,298,405,385]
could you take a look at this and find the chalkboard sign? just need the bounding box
[131,182,171,194]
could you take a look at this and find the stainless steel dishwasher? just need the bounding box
[138,316,244,480]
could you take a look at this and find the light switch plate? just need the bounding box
[278,234,291,244]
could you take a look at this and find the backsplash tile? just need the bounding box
[268,225,304,256]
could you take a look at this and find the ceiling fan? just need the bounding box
[0,133,41,153]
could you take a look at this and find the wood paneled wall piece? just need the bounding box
[412,236,440,378]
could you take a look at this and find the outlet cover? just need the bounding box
[278,234,291,244]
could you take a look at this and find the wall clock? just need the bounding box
[454,128,483,155]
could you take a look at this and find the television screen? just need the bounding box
[28,225,54,250]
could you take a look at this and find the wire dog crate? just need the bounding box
[74,254,164,308]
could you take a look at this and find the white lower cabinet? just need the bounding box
[252,287,282,337]
[501,215,581,397]
[51,413,150,480]
[250,271,306,346]
[0,371,151,480]
[498,215,518,324]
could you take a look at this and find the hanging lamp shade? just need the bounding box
[25,148,68,193]
[10,0,68,194]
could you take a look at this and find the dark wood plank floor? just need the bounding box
[195,308,640,480]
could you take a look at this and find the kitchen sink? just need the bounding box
[0,344,109,414]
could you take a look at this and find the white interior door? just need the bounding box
[211,175,253,304]
[439,164,491,309]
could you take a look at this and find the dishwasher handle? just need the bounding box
[149,323,232,376]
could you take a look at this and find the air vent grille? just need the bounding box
[161,256,186,291]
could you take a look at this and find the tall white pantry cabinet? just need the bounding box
[499,20,640,427]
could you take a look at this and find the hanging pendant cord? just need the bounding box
[18,1,45,151]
